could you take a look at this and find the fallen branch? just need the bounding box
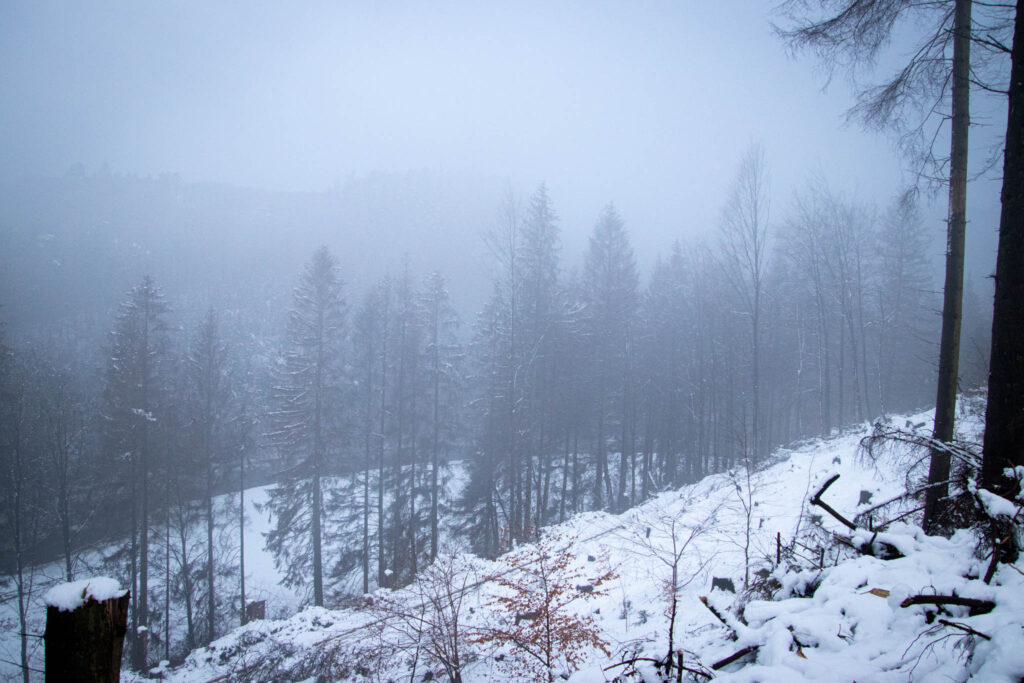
[711,645,758,670]
[938,619,991,640]
[810,475,857,531]
[983,536,1006,585]
[900,595,995,616]
[699,596,736,640]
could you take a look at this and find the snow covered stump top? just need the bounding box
[44,577,127,612]
[44,577,130,683]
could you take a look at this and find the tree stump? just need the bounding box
[245,600,266,622]
[44,580,129,682]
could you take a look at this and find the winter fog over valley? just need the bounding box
[3,2,1024,682]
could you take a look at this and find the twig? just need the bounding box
[0,657,46,675]
[604,656,712,680]
[937,619,991,640]
[877,505,925,529]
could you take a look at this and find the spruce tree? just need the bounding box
[266,247,346,607]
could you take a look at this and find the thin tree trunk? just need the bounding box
[239,432,246,626]
[206,434,216,643]
[430,298,440,562]
[925,0,971,535]
[377,289,390,588]
[164,506,170,660]
[362,351,373,593]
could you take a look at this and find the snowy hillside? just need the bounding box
[154,398,1023,682]
[0,463,469,681]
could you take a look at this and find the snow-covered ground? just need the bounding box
[0,483,296,682]
[9,400,1023,682]
[157,399,1022,682]
[0,462,469,681]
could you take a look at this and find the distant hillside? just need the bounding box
[0,169,501,344]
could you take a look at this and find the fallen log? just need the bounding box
[900,594,995,616]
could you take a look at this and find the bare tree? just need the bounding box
[618,503,715,673]
[370,551,475,683]
[718,144,771,462]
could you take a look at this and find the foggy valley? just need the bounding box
[2,1,1024,681]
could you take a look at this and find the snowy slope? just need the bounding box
[0,483,294,682]
[0,462,469,681]
[162,399,1023,682]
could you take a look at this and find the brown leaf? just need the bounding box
[864,588,890,598]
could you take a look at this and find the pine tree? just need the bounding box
[419,271,462,562]
[582,204,638,511]
[187,308,230,642]
[518,184,563,529]
[101,276,170,670]
[266,247,346,607]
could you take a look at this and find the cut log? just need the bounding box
[45,589,130,682]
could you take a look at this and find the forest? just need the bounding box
[2,0,1024,681]
[0,160,991,673]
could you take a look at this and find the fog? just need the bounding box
[2,0,1003,300]
[4,3,1022,677]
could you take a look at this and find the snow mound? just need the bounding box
[44,577,127,612]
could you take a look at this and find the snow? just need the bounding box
[44,577,126,612]
[162,402,1024,682]
[9,401,1024,682]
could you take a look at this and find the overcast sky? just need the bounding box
[0,0,1007,275]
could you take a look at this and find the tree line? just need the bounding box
[1,159,974,672]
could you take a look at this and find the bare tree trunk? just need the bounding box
[205,439,216,642]
[377,288,390,588]
[363,358,373,593]
[925,0,971,535]
[11,417,30,683]
[430,298,440,562]
[239,424,246,626]
[981,0,1024,560]
[164,508,170,660]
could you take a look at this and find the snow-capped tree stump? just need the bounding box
[44,578,130,682]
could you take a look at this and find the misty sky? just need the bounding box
[0,0,1006,274]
